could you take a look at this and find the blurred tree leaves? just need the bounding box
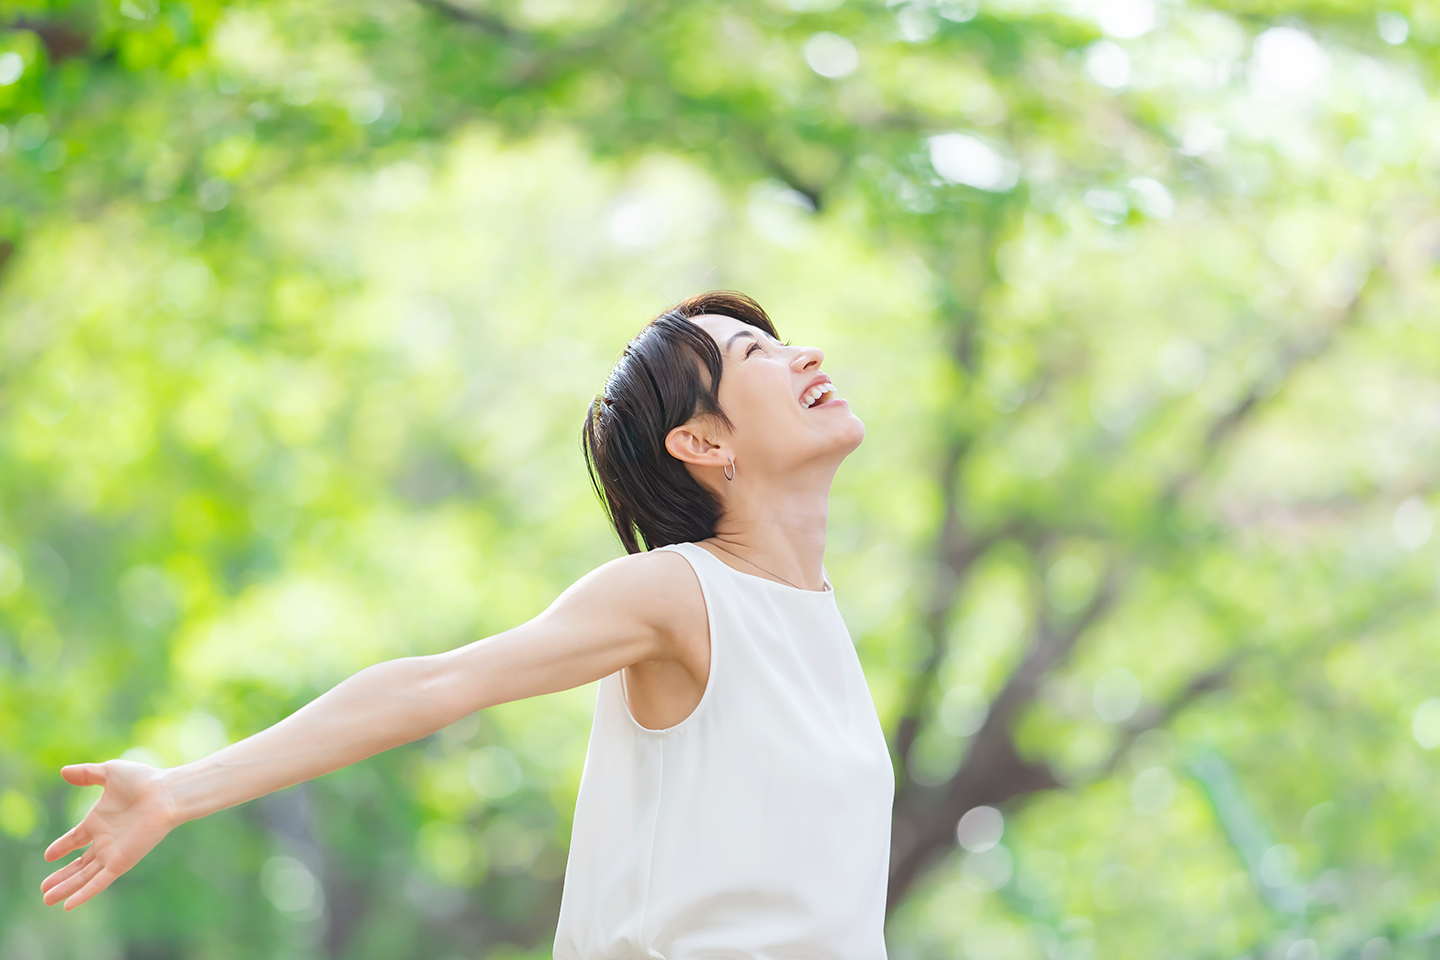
[3,0,1440,958]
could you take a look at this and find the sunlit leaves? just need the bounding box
[4,0,1440,958]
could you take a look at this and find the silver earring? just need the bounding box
[724,457,735,481]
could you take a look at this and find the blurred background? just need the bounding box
[2,0,1439,958]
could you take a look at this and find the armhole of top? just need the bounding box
[617,543,717,736]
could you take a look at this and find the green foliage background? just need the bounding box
[2,0,1439,958]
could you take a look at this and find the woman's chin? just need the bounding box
[834,414,866,454]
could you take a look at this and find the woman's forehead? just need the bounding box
[686,313,741,335]
[687,313,775,347]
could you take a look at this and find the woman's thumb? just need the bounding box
[60,763,107,787]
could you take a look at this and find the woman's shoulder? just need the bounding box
[565,545,708,638]
[592,543,698,581]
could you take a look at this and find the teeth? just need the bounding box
[802,382,835,408]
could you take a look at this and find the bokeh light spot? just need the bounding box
[13,113,47,150]
[468,746,523,801]
[1084,41,1131,90]
[283,71,319,106]
[928,133,1019,192]
[1392,497,1432,552]
[1259,844,1297,889]
[1093,668,1141,723]
[1377,13,1408,45]
[940,684,988,737]
[119,0,158,19]
[417,821,480,885]
[1131,766,1177,815]
[1250,28,1327,102]
[0,789,39,839]
[0,545,24,598]
[198,178,232,212]
[349,90,385,125]
[0,52,24,86]
[38,140,67,171]
[1157,338,1206,394]
[261,855,323,918]
[1093,0,1154,39]
[1362,937,1392,960]
[177,712,229,762]
[1047,555,1098,613]
[1412,699,1440,750]
[804,33,859,79]
[1128,176,1174,219]
[896,5,938,43]
[937,0,978,23]
[26,369,74,426]
[956,805,1004,852]
[961,844,1013,891]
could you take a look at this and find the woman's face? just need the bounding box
[687,314,865,479]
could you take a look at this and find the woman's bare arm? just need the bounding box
[41,549,704,911]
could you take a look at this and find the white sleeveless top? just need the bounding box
[553,541,894,960]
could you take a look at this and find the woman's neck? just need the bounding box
[703,468,834,591]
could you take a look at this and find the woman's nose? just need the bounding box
[791,346,824,370]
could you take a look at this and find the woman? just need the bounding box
[41,291,895,958]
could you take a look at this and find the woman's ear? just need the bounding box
[665,420,728,468]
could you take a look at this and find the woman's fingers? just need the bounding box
[43,858,101,907]
[44,822,92,862]
[40,853,89,895]
[64,865,115,912]
[60,763,107,787]
[42,758,175,909]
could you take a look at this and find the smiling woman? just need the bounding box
[581,292,783,555]
[582,291,855,555]
[42,291,893,960]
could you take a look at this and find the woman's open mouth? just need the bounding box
[801,381,838,409]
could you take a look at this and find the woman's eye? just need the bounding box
[746,343,761,357]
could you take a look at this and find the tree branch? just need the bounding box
[883,251,1388,911]
[759,153,824,212]
[7,18,92,63]
[887,568,1121,910]
[412,0,521,40]
[1095,654,1242,779]
[1163,256,1382,506]
[889,230,1017,769]
[891,434,997,768]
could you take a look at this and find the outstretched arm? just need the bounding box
[41,549,702,910]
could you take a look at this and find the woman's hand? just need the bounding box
[41,760,179,911]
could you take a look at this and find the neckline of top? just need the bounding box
[684,541,834,595]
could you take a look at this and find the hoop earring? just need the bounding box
[724,457,735,482]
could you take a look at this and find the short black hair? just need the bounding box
[581,291,780,554]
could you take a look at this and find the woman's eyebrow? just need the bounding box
[724,330,759,353]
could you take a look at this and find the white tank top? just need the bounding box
[553,541,894,959]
